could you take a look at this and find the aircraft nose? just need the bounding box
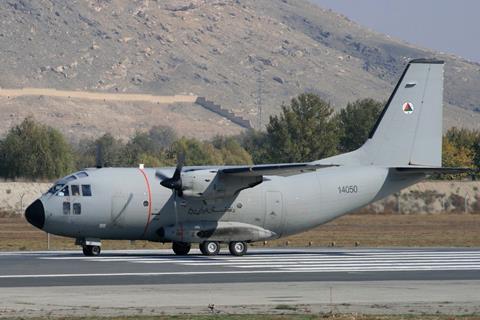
[25,199,45,230]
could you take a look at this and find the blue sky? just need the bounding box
[310,0,480,63]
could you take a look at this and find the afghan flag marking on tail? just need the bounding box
[402,102,414,114]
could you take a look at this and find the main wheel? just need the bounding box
[82,245,101,256]
[199,241,220,256]
[229,241,248,256]
[172,242,191,255]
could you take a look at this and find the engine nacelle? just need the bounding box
[181,169,262,199]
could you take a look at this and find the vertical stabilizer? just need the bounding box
[319,59,444,167]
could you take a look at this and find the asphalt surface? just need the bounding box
[1,247,480,287]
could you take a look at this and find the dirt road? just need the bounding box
[0,88,197,104]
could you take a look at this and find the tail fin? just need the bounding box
[322,59,444,167]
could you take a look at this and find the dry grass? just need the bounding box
[275,213,480,248]
[2,213,480,251]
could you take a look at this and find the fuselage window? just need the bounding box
[57,185,69,197]
[63,202,70,215]
[71,185,80,196]
[73,203,81,215]
[82,185,92,197]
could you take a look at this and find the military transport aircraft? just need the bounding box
[25,59,471,256]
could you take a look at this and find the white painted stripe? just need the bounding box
[279,266,480,271]
[1,265,480,279]
[233,262,480,268]
[39,253,480,261]
[218,253,479,259]
[218,258,480,263]
[174,261,480,268]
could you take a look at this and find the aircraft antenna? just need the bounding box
[95,143,103,168]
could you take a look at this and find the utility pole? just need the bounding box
[256,67,264,130]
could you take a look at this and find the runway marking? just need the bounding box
[35,249,480,274]
[2,266,480,279]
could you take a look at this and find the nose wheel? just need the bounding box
[82,245,101,256]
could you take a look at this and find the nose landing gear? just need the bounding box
[76,238,102,257]
[82,245,101,256]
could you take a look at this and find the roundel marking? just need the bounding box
[402,102,414,114]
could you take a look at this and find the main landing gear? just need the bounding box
[172,241,248,256]
[229,241,248,256]
[172,242,191,255]
[199,241,221,256]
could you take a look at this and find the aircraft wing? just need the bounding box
[219,163,338,177]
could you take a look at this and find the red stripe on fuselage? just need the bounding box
[139,169,153,237]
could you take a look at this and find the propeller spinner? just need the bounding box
[155,154,185,197]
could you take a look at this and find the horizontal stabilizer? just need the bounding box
[395,167,478,174]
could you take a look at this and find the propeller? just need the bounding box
[155,153,185,197]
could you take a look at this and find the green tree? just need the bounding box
[441,139,475,180]
[75,133,127,168]
[265,93,339,162]
[147,125,178,152]
[442,139,475,168]
[445,127,480,171]
[0,117,74,180]
[122,126,177,167]
[239,130,270,164]
[336,98,383,152]
[172,137,222,165]
[211,136,253,165]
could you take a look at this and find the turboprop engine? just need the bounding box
[180,169,262,199]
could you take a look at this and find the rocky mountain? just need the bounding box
[0,0,478,141]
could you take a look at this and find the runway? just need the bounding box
[1,247,480,287]
[2,248,480,317]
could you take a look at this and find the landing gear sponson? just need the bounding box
[172,241,248,256]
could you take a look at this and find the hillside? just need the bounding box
[0,0,478,141]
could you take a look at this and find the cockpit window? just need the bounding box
[47,183,64,194]
[71,185,80,196]
[76,171,89,178]
[82,185,92,197]
[57,185,69,197]
[65,175,77,182]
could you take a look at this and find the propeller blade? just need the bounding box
[172,153,185,181]
[156,153,185,197]
[155,171,170,181]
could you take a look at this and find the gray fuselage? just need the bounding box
[37,166,422,243]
